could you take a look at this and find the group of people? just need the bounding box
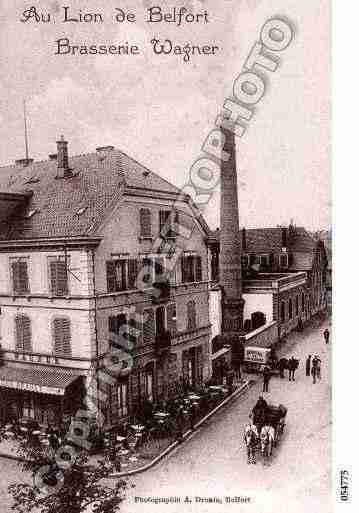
[305,354,322,384]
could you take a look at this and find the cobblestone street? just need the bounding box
[0,317,331,513]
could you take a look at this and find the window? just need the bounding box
[143,308,155,345]
[15,315,32,352]
[53,317,71,356]
[49,257,68,296]
[288,298,293,319]
[181,255,202,283]
[166,303,177,334]
[106,258,138,292]
[302,292,305,311]
[295,296,299,316]
[118,380,129,417]
[109,313,128,347]
[241,255,249,269]
[140,208,152,237]
[187,300,196,330]
[22,394,35,419]
[11,258,30,295]
[280,254,288,268]
[159,210,178,239]
[140,255,166,287]
[280,301,285,323]
[260,254,269,266]
[155,306,166,335]
[145,365,154,402]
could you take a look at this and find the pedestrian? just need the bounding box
[305,355,312,377]
[311,356,318,384]
[278,358,287,379]
[288,356,298,381]
[323,328,330,344]
[316,356,322,380]
[262,365,271,392]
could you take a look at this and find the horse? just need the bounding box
[260,425,275,464]
[244,424,258,464]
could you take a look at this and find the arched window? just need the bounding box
[15,315,32,352]
[140,208,152,237]
[288,298,293,319]
[187,300,196,330]
[53,317,71,356]
[280,301,286,323]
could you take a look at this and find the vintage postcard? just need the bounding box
[0,1,334,512]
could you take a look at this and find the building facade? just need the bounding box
[0,140,211,429]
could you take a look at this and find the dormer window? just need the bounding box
[25,209,39,219]
[76,206,88,216]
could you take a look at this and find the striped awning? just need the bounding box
[0,366,81,396]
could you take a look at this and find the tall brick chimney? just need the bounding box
[56,135,72,178]
[219,125,245,361]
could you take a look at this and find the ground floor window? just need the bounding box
[22,393,35,419]
[182,346,203,387]
[118,380,129,418]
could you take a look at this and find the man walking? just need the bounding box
[305,355,312,377]
[311,356,318,384]
[323,328,330,344]
[288,356,298,381]
[263,365,271,392]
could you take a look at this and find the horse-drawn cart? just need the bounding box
[245,401,287,464]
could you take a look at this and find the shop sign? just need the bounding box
[0,379,64,395]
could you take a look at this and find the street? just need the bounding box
[121,318,332,513]
[0,318,331,513]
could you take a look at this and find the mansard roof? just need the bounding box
[0,148,185,240]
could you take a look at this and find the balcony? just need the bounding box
[155,330,171,356]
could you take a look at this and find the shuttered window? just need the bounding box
[187,300,196,330]
[159,210,171,236]
[140,208,152,237]
[143,308,155,345]
[128,259,138,289]
[53,317,71,356]
[195,256,202,282]
[15,315,32,352]
[12,260,30,295]
[49,258,68,296]
[166,303,177,334]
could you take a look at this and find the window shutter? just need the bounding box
[182,350,189,383]
[181,256,186,283]
[53,317,71,356]
[143,308,155,345]
[128,259,138,289]
[106,261,117,292]
[50,260,68,296]
[12,261,29,294]
[187,301,196,330]
[15,315,32,352]
[197,346,203,383]
[140,208,152,237]
[159,210,170,237]
[166,303,177,334]
[195,257,202,282]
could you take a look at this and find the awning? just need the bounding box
[0,366,81,396]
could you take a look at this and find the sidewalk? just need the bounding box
[0,380,250,476]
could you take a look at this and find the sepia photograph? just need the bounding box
[0,1,334,512]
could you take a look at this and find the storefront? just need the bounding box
[0,365,84,427]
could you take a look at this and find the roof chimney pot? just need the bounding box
[56,136,72,178]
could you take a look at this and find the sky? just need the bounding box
[0,0,330,231]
